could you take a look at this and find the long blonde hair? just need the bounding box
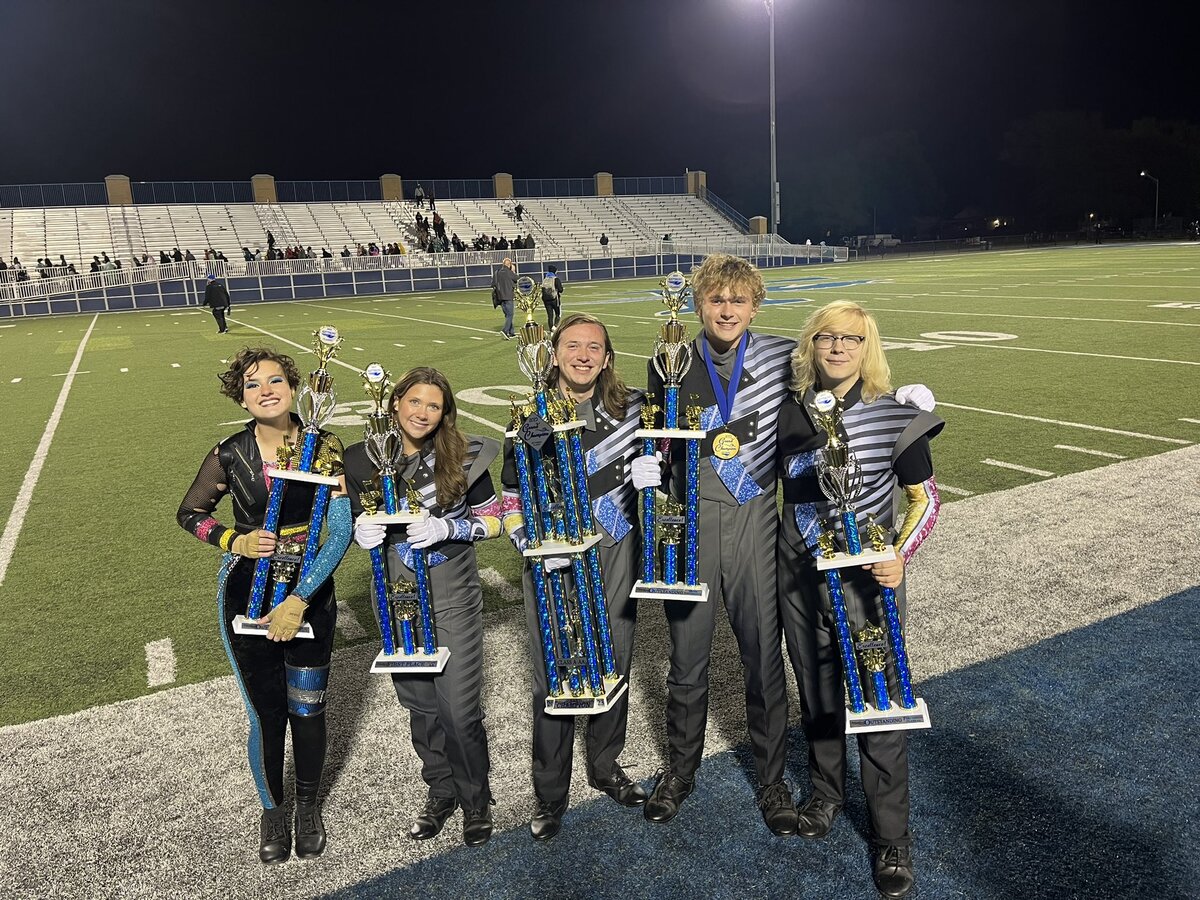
[789,301,892,402]
[388,367,467,508]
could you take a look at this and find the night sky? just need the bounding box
[2,0,1195,235]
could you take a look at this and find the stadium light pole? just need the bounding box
[1140,170,1159,231]
[762,0,779,237]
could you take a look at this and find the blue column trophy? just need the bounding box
[508,276,624,715]
[809,390,931,733]
[631,270,709,602]
[233,325,345,639]
[356,363,450,673]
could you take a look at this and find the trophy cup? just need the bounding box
[631,271,709,602]
[355,363,450,673]
[507,278,624,715]
[233,325,344,639]
[809,390,930,733]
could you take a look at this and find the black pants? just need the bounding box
[522,538,638,802]
[778,537,911,846]
[210,306,228,332]
[663,494,789,787]
[220,558,336,809]
[542,295,560,329]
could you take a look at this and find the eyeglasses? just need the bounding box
[812,333,865,349]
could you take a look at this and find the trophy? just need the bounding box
[233,325,344,639]
[356,363,450,673]
[631,271,709,602]
[508,277,624,715]
[809,390,930,733]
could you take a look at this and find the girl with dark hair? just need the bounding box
[177,346,352,864]
[345,366,503,847]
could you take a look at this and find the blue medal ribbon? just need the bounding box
[701,332,748,430]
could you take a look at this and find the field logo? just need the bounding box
[919,331,1018,342]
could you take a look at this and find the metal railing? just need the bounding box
[0,260,198,302]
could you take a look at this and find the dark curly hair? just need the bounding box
[218,347,301,403]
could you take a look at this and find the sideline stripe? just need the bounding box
[335,601,367,639]
[1054,444,1127,460]
[480,567,523,604]
[937,484,975,497]
[982,458,1054,477]
[225,318,506,434]
[145,639,177,687]
[939,402,1191,445]
[0,314,98,588]
[1179,418,1200,425]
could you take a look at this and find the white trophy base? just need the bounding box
[371,646,451,674]
[630,580,709,603]
[231,615,315,639]
[269,469,341,486]
[523,534,603,557]
[544,677,629,716]
[635,428,707,440]
[355,511,421,525]
[816,545,897,571]
[846,697,931,734]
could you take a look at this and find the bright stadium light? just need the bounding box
[1140,170,1160,231]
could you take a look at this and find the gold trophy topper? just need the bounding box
[641,395,662,429]
[276,433,297,471]
[362,362,392,411]
[864,515,889,553]
[404,480,423,514]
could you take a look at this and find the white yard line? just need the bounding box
[867,305,1200,328]
[0,314,98,588]
[1179,418,1200,425]
[480,566,523,604]
[981,458,1055,477]
[939,402,1191,445]
[335,601,367,639]
[936,484,975,497]
[144,639,177,687]
[1053,445,1127,460]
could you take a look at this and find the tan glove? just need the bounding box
[264,594,308,641]
[232,529,276,558]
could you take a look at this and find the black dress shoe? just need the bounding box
[758,781,799,836]
[462,802,494,847]
[530,796,568,842]
[643,770,694,824]
[589,766,648,807]
[409,795,457,841]
[294,800,326,858]
[873,844,915,898]
[259,806,291,864]
[796,795,842,839]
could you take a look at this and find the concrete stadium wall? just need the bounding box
[0,251,840,319]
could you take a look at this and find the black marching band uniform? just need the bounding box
[177,415,350,857]
[647,331,797,824]
[501,389,645,815]
[344,434,503,836]
[777,379,943,849]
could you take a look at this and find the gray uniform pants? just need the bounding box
[777,536,911,846]
[664,493,789,786]
[388,548,491,811]
[522,536,638,802]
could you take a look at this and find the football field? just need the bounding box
[1,241,1198,727]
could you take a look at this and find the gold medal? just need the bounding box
[712,431,740,460]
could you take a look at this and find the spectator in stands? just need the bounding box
[0,258,7,272]
[451,233,465,253]
[204,273,231,334]
[491,256,518,339]
[133,255,144,268]
[541,264,563,330]
[497,236,509,251]
[103,258,118,272]
[172,248,183,262]
[525,233,535,250]
[514,203,524,222]
[102,252,111,265]
[321,248,333,258]
[216,250,228,262]
[243,247,254,262]
[427,185,437,211]
[254,248,263,260]
[662,233,672,242]
[204,249,213,261]
[512,235,525,250]
[414,183,426,208]
[433,212,446,242]
[185,249,196,262]
[599,233,610,255]
[90,256,102,273]
[341,246,351,258]
[266,230,276,250]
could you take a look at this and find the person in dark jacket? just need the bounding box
[204,274,231,334]
[491,257,518,339]
[541,265,563,330]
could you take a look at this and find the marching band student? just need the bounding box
[177,347,351,864]
[501,313,655,841]
[777,301,943,899]
[346,367,503,847]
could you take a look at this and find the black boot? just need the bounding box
[294,778,326,858]
[259,806,291,864]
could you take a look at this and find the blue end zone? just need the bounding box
[323,588,1197,900]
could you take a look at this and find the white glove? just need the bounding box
[895,383,935,412]
[354,521,386,550]
[543,555,572,571]
[407,512,452,550]
[631,452,663,490]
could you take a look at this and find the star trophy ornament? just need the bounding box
[809,389,931,733]
[631,270,709,602]
[234,325,345,638]
[507,276,624,715]
[357,362,450,673]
